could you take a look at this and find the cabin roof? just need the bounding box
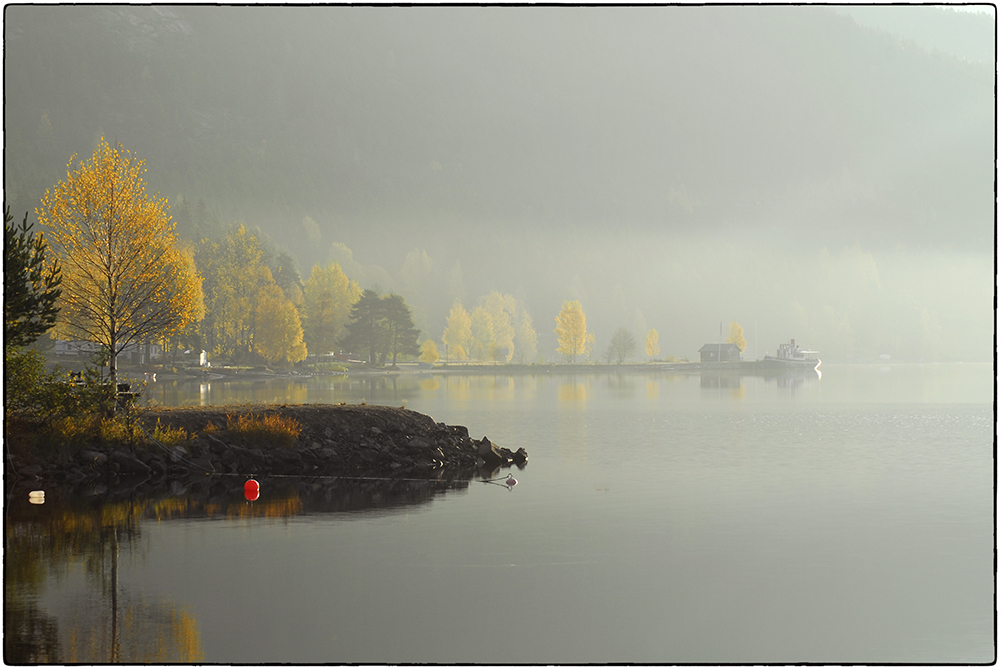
[699,343,741,353]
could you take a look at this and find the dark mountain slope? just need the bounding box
[4,5,993,256]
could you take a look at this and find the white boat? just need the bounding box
[760,339,821,370]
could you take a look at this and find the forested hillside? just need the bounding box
[6,6,992,248]
[4,6,994,361]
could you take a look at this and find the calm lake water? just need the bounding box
[6,363,995,663]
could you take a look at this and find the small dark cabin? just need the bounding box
[699,342,742,363]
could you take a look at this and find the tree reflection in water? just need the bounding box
[5,468,486,661]
[5,491,204,663]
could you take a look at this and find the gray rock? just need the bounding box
[80,450,108,465]
[477,438,504,466]
[109,451,152,476]
[190,456,216,472]
[17,464,43,478]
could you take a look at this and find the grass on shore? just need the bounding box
[203,412,302,449]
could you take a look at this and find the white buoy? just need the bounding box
[28,490,45,504]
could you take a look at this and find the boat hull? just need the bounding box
[759,355,821,370]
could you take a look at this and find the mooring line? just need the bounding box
[215,470,512,485]
[135,422,216,473]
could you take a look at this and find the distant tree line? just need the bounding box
[14,140,711,371]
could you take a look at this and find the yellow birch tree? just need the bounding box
[37,140,202,388]
[478,291,516,362]
[253,284,307,364]
[514,308,538,364]
[156,240,205,366]
[727,321,747,353]
[554,300,588,362]
[196,224,271,360]
[442,300,472,361]
[469,305,495,361]
[645,328,660,359]
[302,262,361,354]
[420,339,440,363]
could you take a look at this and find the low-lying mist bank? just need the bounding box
[319,227,994,365]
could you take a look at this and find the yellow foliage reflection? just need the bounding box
[64,598,204,663]
[149,494,304,521]
[443,376,472,403]
[646,379,659,399]
[558,381,588,403]
[6,497,204,663]
[227,495,303,520]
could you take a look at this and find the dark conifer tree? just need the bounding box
[381,293,420,367]
[4,206,61,347]
[339,289,385,365]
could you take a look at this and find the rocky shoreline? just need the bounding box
[7,404,527,492]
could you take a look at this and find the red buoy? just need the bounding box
[244,479,260,501]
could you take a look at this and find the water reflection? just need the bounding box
[5,470,484,663]
[646,379,659,400]
[700,367,821,397]
[148,368,828,409]
[155,476,477,520]
[7,364,991,663]
[604,373,637,399]
[439,373,527,403]
[557,378,589,403]
[5,490,203,663]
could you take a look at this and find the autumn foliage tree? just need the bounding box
[301,262,360,355]
[514,309,538,364]
[554,300,588,362]
[445,293,536,364]
[196,224,307,364]
[476,292,516,362]
[196,224,270,359]
[37,140,201,387]
[442,300,472,361]
[420,339,440,363]
[727,321,747,353]
[155,240,204,365]
[253,283,307,365]
[469,305,496,361]
[645,328,660,360]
